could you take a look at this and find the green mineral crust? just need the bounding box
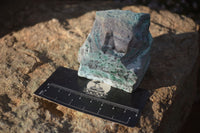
[78,10,152,93]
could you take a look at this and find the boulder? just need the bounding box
[0,1,199,133]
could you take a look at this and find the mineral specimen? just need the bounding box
[78,10,152,93]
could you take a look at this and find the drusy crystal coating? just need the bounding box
[78,10,152,93]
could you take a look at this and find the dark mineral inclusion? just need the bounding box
[78,10,152,93]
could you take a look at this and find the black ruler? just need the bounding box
[34,67,149,127]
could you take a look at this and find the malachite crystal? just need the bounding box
[78,10,152,93]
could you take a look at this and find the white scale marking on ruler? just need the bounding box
[123,109,127,113]
[41,83,140,125]
[97,107,102,114]
[42,92,133,125]
[126,117,132,124]
[49,83,139,113]
[39,90,44,95]
[69,99,73,105]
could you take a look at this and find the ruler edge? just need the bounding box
[33,92,140,127]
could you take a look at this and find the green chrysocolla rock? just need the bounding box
[78,10,152,93]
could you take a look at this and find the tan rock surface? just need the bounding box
[0,1,199,133]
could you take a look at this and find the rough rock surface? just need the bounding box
[78,10,152,92]
[0,1,199,133]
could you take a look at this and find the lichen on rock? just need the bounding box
[78,10,153,92]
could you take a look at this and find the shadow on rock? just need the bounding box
[37,98,64,118]
[140,32,199,91]
[0,94,12,112]
[0,0,130,38]
[36,98,73,132]
[137,31,199,133]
